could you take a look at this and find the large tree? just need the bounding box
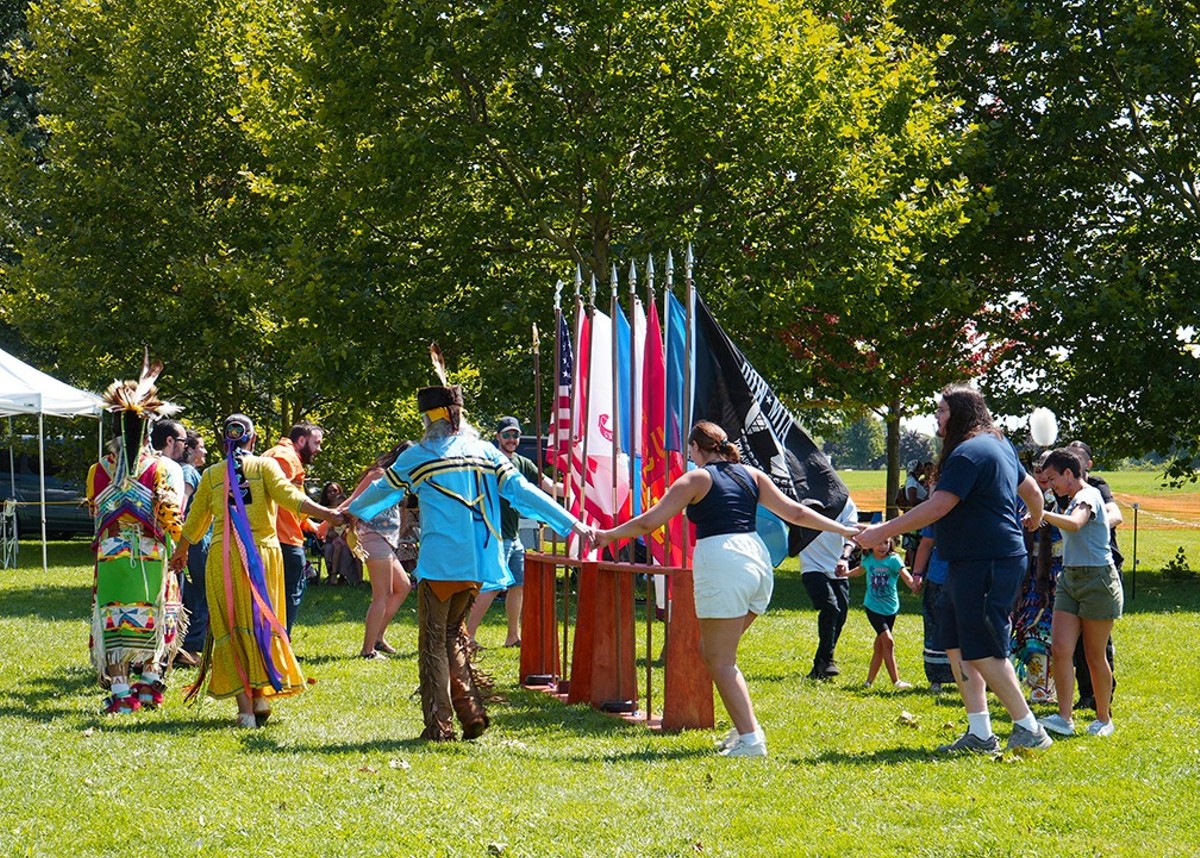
[2,0,978,480]
[896,0,1200,479]
[265,0,979,454]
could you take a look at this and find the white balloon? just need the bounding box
[1029,407,1058,447]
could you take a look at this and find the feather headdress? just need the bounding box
[429,342,449,387]
[102,348,182,418]
[417,342,463,415]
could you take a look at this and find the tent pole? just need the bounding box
[38,411,47,572]
[7,417,14,500]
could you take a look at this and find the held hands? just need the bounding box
[571,521,599,551]
[1022,512,1043,532]
[168,544,188,574]
[854,523,887,550]
[834,559,850,579]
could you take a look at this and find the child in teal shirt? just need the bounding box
[842,537,916,689]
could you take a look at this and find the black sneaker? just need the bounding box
[822,660,841,678]
[935,730,999,754]
[1073,696,1096,712]
[1006,722,1053,751]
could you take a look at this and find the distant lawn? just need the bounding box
[3,540,1200,856]
[836,469,1199,575]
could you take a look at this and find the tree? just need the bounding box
[2,0,979,478]
[827,415,886,470]
[899,427,935,467]
[275,0,981,486]
[895,0,1200,481]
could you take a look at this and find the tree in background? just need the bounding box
[898,427,936,470]
[896,0,1200,481]
[825,415,886,471]
[1,0,980,478]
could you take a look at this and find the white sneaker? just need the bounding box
[715,727,739,751]
[719,735,767,758]
[1038,713,1076,736]
[893,680,913,690]
[1086,719,1115,737]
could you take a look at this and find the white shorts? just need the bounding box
[692,532,774,619]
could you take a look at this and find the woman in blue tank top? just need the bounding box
[595,421,861,758]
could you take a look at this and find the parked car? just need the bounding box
[2,468,93,539]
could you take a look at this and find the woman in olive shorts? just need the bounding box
[1036,448,1122,738]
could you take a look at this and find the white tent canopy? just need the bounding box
[0,348,104,419]
[0,347,103,571]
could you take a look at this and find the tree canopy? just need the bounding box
[1,0,1196,482]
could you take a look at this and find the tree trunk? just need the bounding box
[885,399,901,521]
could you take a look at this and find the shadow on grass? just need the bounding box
[803,746,948,765]
[0,582,92,621]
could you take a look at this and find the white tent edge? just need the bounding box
[0,347,104,572]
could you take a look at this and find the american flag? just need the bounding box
[554,311,573,466]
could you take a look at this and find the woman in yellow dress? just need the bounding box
[169,414,344,728]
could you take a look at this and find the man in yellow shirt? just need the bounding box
[262,423,324,635]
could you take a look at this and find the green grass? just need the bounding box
[3,537,1200,856]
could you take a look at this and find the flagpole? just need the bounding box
[551,280,564,557]
[563,267,583,683]
[580,271,596,534]
[533,323,542,475]
[684,243,694,448]
[609,262,632,712]
[663,250,676,570]
[609,263,621,557]
[640,254,653,725]
[626,258,638,532]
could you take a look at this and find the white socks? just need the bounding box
[1014,712,1039,732]
[967,710,993,739]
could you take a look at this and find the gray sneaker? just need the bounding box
[936,730,999,754]
[1007,722,1053,751]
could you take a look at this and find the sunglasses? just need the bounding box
[499,430,520,439]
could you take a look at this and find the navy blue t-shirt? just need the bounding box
[933,434,1026,562]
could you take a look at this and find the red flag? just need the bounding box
[641,299,669,565]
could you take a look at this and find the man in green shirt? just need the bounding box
[465,416,562,648]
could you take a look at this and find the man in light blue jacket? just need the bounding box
[350,382,591,741]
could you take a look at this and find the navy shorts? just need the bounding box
[865,608,897,634]
[937,555,1025,661]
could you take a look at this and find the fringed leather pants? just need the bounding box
[416,580,487,740]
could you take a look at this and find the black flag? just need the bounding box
[692,292,849,554]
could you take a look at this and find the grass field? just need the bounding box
[841,469,1199,576]
[2,474,1198,856]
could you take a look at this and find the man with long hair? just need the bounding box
[857,385,1052,754]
